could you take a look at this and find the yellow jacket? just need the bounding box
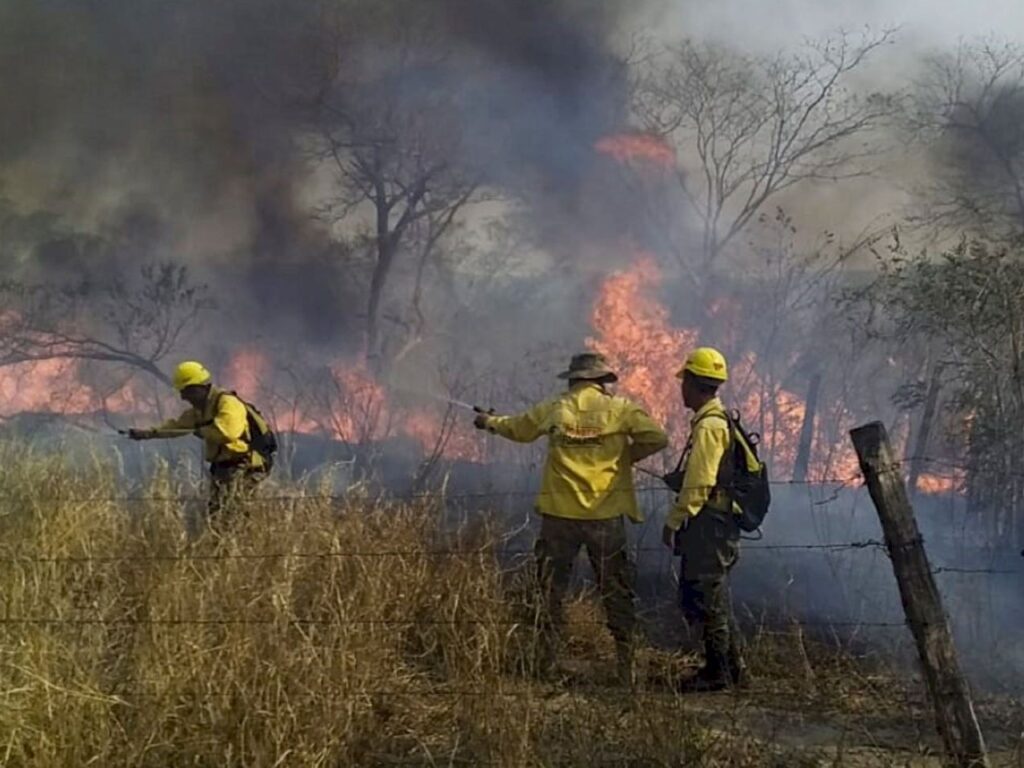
[145,387,263,468]
[483,382,668,522]
[667,399,733,532]
[666,397,757,531]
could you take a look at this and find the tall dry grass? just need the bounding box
[0,443,958,766]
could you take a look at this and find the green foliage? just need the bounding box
[864,238,1024,543]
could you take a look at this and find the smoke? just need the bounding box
[0,0,645,342]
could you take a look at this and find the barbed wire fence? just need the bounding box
[0,455,1020,704]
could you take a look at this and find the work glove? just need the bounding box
[473,406,495,430]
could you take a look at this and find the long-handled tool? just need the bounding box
[117,428,198,438]
[408,391,494,415]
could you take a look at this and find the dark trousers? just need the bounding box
[535,515,637,657]
[208,462,262,522]
[677,510,745,681]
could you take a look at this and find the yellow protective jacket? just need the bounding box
[665,397,757,531]
[145,387,263,469]
[482,382,668,522]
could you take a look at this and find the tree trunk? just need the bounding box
[792,373,822,482]
[366,231,396,369]
[908,362,944,499]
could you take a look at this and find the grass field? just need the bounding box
[0,445,1020,766]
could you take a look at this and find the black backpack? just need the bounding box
[718,410,771,532]
[662,409,771,533]
[217,391,278,472]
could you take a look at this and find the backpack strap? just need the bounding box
[672,410,731,473]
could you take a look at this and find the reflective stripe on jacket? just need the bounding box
[152,387,263,468]
[484,382,668,522]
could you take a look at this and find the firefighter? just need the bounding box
[474,352,668,684]
[126,361,266,521]
[661,347,747,691]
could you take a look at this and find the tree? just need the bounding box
[0,262,212,387]
[909,40,1024,241]
[311,5,481,368]
[632,30,896,277]
[854,238,1024,548]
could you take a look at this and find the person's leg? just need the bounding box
[534,515,582,672]
[679,513,740,690]
[583,517,638,684]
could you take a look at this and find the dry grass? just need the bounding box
[0,444,1014,766]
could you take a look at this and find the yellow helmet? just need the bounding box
[172,361,212,391]
[676,347,728,382]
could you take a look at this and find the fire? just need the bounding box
[915,471,964,495]
[587,254,861,482]
[588,255,695,430]
[595,132,676,169]
[0,358,149,417]
[224,346,484,461]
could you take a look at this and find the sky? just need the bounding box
[644,0,1024,49]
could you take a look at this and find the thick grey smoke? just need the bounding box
[0,0,640,340]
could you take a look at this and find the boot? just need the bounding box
[679,647,731,693]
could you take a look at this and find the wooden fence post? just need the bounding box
[850,421,989,768]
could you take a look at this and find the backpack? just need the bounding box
[718,410,771,533]
[217,391,279,472]
[662,409,771,533]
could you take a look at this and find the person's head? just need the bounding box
[557,352,618,389]
[172,361,213,408]
[676,347,728,411]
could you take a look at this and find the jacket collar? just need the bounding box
[692,396,724,423]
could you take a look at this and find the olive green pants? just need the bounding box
[208,462,263,522]
[535,515,637,657]
[677,510,745,682]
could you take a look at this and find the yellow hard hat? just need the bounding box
[676,347,728,382]
[172,361,212,391]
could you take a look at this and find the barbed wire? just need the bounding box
[0,541,1018,575]
[0,615,919,629]
[0,540,891,564]
[0,475,865,505]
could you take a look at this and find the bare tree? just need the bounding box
[633,30,896,276]
[909,40,1024,241]
[0,262,212,386]
[312,11,481,369]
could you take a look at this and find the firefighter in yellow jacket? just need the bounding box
[662,347,748,691]
[127,361,265,520]
[475,352,668,682]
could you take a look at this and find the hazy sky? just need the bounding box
[645,0,1023,48]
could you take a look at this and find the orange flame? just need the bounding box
[587,254,861,481]
[595,132,676,169]
[222,347,484,461]
[915,471,964,495]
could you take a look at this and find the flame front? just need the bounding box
[586,254,860,482]
[595,132,676,169]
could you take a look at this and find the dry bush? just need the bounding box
[0,442,959,766]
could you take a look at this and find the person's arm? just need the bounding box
[625,404,669,462]
[130,409,199,440]
[479,401,551,443]
[664,421,729,532]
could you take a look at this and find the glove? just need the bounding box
[473,406,495,431]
